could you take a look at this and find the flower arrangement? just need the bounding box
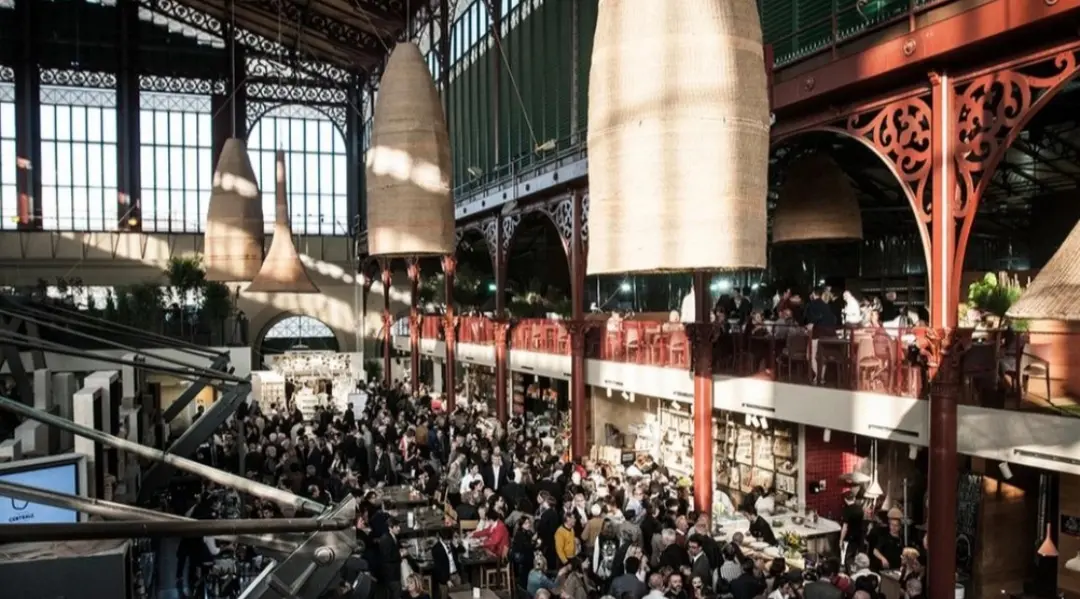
[780,530,806,557]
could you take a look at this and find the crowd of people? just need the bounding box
[166,377,926,599]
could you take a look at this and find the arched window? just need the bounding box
[139,91,213,232]
[264,315,335,340]
[0,81,15,229]
[247,105,348,236]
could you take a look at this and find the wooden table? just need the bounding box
[374,485,429,507]
[451,589,500,599]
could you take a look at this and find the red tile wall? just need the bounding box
[803,426,861,518]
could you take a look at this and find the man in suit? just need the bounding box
[728,559,766,599]
[430,530,462,599]
[373,443,392,485]
[377,518,404,599]
[482,455,509,492]
[687,536,712,587]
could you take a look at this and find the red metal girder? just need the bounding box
[773,0,1080,112]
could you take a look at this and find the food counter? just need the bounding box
[713,511,842,560]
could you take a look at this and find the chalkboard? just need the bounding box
[956,472,984,576]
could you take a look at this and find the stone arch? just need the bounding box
[950,45,1080,304]
[251,312,346,364]
[771,125,932,276]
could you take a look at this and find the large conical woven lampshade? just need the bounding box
[772,153,863,244]
[365,42,454,257]
[586,0,770,275]
[246,151,319,294]
[204,138,264,282]
[1009,220,1080,320]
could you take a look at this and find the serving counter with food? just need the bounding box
[711,510,842,568]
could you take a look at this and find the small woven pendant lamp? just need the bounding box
[203,139,265,281]
[772,153,863,244]
[586,0,771,275]
[246,150,319,293]
[365,42,455,258]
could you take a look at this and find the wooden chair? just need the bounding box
[482,561,512,590]
[459,520,480,534]
[779,330,811,382]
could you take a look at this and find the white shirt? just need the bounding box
[680,289,697,323]
[755,495,776,517]
[204,537,221,557]
[491,465,501,490]
[460,472,478,494]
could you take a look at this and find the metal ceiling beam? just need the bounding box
[997,161,1056,196]
[0,516,352,544]
[0,395,327,515]
[139,383,250,500]
[0,316,38,406]
[37,301,223,358]
[0,479,299,554]
[161,354,232,422]
[137,0,351,85]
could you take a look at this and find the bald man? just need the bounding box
[853,592,872,599]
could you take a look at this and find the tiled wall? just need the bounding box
[803,425,860,518]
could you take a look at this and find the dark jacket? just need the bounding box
[377,532,402,583]
[802,580,844,599]
[609,573,648,599]
[430,539,461,584]
[729,573,766,599]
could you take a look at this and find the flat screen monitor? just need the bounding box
[0,454,87,524]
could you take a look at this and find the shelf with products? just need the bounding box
[712,412,800,510]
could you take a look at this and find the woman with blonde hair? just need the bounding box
[403,573,430,599]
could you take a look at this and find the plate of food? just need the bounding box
[763,546,782,558]
[750,541,770,551]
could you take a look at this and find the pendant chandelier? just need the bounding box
[586,0,770,275]
[771,153,863,244]
[204,139,265,282]
[365,42,455,258]
[246,150,319,294]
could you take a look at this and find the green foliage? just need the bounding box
[165,255,207,304]
[967,272,1025,318]
[420,262,490,311]
[506,277,571,318]
[114,282,166,329]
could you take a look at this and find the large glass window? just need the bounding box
[248,105,348,236]
[139,92,213,232]
[40,86,119,231]
[0,83,15,229]
[265,315,334,340]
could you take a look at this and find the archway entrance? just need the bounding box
[260,315,340,357]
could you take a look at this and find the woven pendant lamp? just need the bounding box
[245,150,319,294]
[772,153,863,244]
[1009,218,1080,320]
[365,42,454,258]
[586,0,770,275]
[204,138,264,281]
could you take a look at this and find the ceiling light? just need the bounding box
[823,428,831,443]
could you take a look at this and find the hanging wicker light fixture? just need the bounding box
[246,150,319,294]
[204,138,264,282]
[772,153,863,244]
[1009,220,1080,321]
[365,42,454,258]
[586,0,771,275]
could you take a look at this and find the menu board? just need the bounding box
[955,472,983,576]
[713,413,799,506]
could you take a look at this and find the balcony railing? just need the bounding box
[763,0,948,69]
[458,316,495,345]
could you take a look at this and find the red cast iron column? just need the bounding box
[494,321,509,423]
[494,217,509,423]
[570,192,588,460]
[927,71,960,599]
[442,255,457,411]
[407,258,421,396]
[692,271,714,514]
[380,260,393,388]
